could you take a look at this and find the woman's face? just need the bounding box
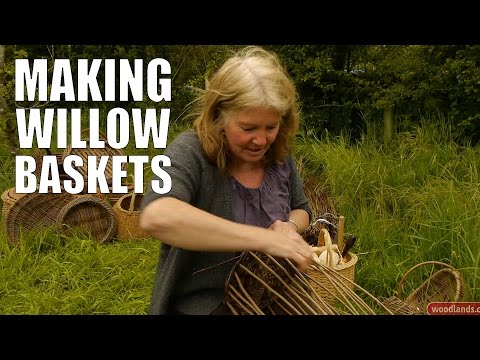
[224,107,280,165]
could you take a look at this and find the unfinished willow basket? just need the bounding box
[383,261,465,315]
[224,250,391,315]
[56,195,117,244]
[113,192,149,240]
[4,192,76,246]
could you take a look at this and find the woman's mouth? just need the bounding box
[246,148,264,155]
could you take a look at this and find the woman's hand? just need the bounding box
[266,220,314,272]
[269,219,298,234]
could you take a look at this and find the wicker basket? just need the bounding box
[106,174,136,206]
[224,251,299,314]
[303,213,339,246]
[1,187,26,219]
[62,129,126,186]
[4,192,76,246]
[112,192,149,240]
[33,148,71,181]
[223,249,388,315]
[382,261,465,315]
[56,195,117,244]
[307,228,358,305]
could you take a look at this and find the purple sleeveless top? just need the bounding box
[230,161,291,228]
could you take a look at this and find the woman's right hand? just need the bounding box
[261,230,315,273]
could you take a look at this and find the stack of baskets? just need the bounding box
[1,129,149,246]
[2,190,118,246]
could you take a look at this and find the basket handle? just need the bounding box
[124,173,135,187]
[397,261,459,298]
[312,228,339,268]
[128,193,137,212]
[337,215,345,252]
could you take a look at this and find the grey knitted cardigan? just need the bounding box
[141,129,312,315]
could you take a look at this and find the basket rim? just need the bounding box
[1,187,23,201]
[56,195,117,243]
[113,192,143,213]
[397,260,463,298]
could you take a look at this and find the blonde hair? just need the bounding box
[192,46,300,172]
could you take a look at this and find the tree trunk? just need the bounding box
[0,45,20,155]
[383,107,394,145]
[0,45,7,112]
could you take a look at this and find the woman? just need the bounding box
[140,46,314,315]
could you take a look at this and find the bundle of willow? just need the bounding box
[224,250,394,315]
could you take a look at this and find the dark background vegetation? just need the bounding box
[1,45,480,154]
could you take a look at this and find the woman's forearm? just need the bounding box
[140,197,269,252]
[140,197,315,271]
[287,208,310,234]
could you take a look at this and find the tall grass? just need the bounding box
[296,117,480,301]
[1,115,478,314]
[0,224,160,314]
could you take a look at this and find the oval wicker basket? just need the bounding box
[383,261,465,315]
[1,187,26,219]
[4,192,76,246]
[112,192,149,240]
[308,228,358,305]
[62,129,126,186]
[56,195,117,244]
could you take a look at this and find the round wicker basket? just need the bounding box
[112,192,149,240]
[307,228,357,305]
[4,192,76,246]
[56,195,117,244]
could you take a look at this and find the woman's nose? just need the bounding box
[252,133,267,146]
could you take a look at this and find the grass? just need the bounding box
[1,115,479,314]
[295,118,480,302]
[0,224,159,314]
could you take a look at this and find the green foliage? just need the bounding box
[3,44,480,145]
